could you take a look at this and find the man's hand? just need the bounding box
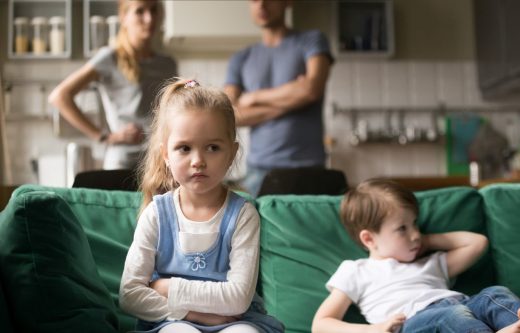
[238,92,256,108]
[185,311,241,326]
[371,313,406,333]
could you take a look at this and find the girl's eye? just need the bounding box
[207,144,220,152]
[176,145,190,153]
[397,225,407,232]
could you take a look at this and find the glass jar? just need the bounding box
[31,16,48,54]
[49,16,65,55]
[90,15,106,52]
[106,15,119,48]
[14,17,30,54]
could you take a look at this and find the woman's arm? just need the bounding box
[312,288,405,333]
[48,63,105,141]
[421,231,488,278]
[154,203,260,316]
[48,62,144,145]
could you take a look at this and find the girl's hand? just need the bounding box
[185,311,241,326]
[149,278,169,298]
[372,313,406,333]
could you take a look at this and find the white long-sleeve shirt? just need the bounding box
[119,190,260,322]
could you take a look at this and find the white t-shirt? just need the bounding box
[326,252,463,324]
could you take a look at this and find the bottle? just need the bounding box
[14,17,29,54]
[90,15,107,52]
[49,16,65,54]
[106,15,119,48]
[469,161,481,187]
[31,16,48,54]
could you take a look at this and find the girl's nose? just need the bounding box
[191,154,206,169]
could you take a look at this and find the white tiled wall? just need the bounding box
[3,58,520,186]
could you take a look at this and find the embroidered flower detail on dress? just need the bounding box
[190,253,207,271]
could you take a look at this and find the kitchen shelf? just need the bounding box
[333,0,394,58]
[7,0,72,59]
[83,0,118,57]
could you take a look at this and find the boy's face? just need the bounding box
[366,206,421,263]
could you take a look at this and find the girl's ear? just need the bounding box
[160,142,168,165]
[359,229,375,249]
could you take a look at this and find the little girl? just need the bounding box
[119,79,284,333]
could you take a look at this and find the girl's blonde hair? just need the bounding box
[116,0,163,82]
[138,78,237,213]
[340,179,419,247]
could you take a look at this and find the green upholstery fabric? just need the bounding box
[258,187,494,333]
[480,184,520,295]
[0,184,517,333]
[0,281,14,333]
[415,187,494,296]
[0,189,119,332]
[11,185,142,332]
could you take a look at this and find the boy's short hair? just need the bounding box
[340,178,419,247]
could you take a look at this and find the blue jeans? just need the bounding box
[401,286,520,333]
[241,165,271,198]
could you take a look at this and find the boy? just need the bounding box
[312,179,520,333]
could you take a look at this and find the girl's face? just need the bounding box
[121,0,160,43]
[365,206,421,263]
[162,109,238,197]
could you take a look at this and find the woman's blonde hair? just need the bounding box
[138,78,237,213]
[116,0,163,82]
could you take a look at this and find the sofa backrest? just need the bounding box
[257,186,495,333]
[479,184,520,296]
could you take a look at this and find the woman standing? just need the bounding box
[49,0,177,170]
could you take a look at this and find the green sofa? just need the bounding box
[1,184,520,333]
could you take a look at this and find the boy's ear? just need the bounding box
[359,229,375,249]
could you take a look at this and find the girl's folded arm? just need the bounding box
[119,205,180,321]
[166,204,260,316]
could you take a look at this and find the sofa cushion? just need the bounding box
[10,185,142,332]
[0,189,119,332]
[258,187,493,333]
[480,184,520,295]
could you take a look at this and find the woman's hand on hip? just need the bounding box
[108,123,145,145]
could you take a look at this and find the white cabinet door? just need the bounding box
[164,0,259,38]
[164,1,292,54]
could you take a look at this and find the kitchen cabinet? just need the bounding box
[163,1,290,54]
[7,0,72,59]
[83,0,117,57]
[474,0,520,99]
[333,0,394,58]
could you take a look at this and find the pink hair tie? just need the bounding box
[184,80,199,88]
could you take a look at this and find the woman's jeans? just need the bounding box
[401,286,520,333]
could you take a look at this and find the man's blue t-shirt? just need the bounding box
[225,30,333,169]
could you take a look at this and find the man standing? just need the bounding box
[225,0,334,197]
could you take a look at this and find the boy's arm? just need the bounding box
[421,231,488,278]
[312,288,405,333]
